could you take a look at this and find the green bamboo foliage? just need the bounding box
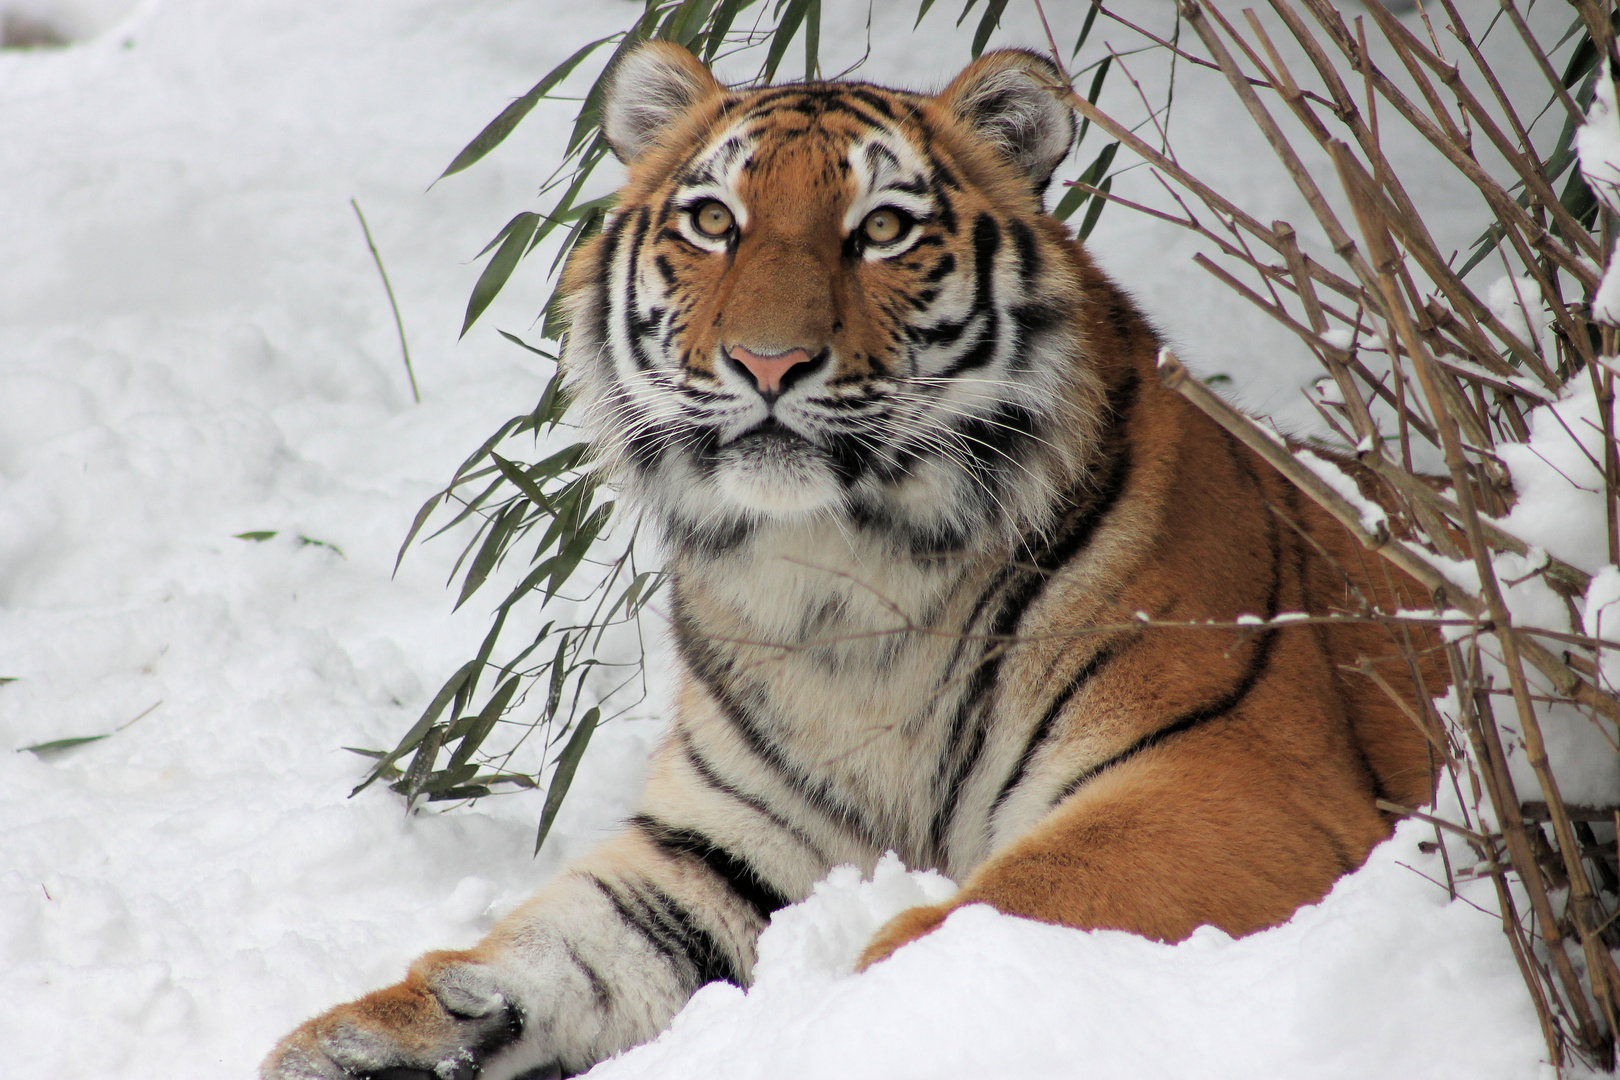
[356,0,1117,852]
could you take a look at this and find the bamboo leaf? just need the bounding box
[1078,175,1112,240]
[532,137,611,252]
[1053,181,1088,224]
[492,452,560,513]
[969,0,1008,59]
[803,0,820,80]
[474,210,541,261]
[394,495,443,573]
[297,536,344,557]
[455,501,527,611]
[605,570,663,625]
[477,771,539,789]
[1075,54,1111,146]
[544,632,572,722]
[420,761,481,795]
[493,555,559,615]
[534,707,600,853]
[762,0,813,84]
[702,0,756,61]
[549,204,607,281]
[1056,140,1118,225]
[396,723,448,809]
[353,659,479,795]
[1072,0,1101,58]
[496,329,557,361]
[546,501,613,601]
[427,785,493,802]
[447,675,522,771]
[533,367,574,428]
[426,476,510,546]
[497,621,555,678]
[436,36,615,182]
[462,212,540,338]
[234,530,278,542]
[459,605,512,716]
[19,734,109,754]
[662,0,721,46]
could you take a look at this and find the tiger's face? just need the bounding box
[562,45,1102,555]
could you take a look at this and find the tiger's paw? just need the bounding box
[855,902,953,972]
[261,951,540,1080]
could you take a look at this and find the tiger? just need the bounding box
[263,43,1440,1080]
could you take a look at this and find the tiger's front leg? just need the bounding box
[263,737,838,1080]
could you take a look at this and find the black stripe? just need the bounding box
[1050,460,1285,806]
[564,942,611,1010]
[923,253,957,283]
[676,728,831,863]
[591,877,742,989]
[1301,813,1358,873]
[927,373,1140,857]
[642,885,742,988]
[937,214,1003,379]
[1008,218,1040,282]
[632,814,791,922]
[619,207,657,372]
[592,875,677,963]
[987,640,1123,822]
[954,401,1037,492]
[1051,627,1280,806]
[847,86,897,119]
[672,603,886,850]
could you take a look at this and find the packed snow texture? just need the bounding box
[0,2,1604,1077]
[1578,65,1620,325]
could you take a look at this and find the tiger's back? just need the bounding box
[263,43,1439,1080]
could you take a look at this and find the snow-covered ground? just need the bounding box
[0,1,1602,1077]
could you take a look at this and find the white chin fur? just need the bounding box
[714,440,843,517]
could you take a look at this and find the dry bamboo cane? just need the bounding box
[1078,4,1620,1060]
[1265,0,1559,383]
[1457,676,1572,1066]
[1335,140,1619,1061]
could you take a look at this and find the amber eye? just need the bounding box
[861,207,909,245]
[692,200,735,238]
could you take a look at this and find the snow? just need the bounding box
[1578,67,1620,326]
[589,842,1549,1080]
[1292,448,1389,535]
[1487,274,1541,349]
[0,2,1604,1078]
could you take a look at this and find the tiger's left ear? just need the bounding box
[602,42,726,165]
[937,50,1076,196]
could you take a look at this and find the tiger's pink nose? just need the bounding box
[729,346,813,395]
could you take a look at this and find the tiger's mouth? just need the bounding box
[711,417,843,517]
[728,415,806,445]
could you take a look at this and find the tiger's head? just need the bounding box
[560,43,1110,556]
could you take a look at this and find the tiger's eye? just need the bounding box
[862,208,907,245]
[693,200,734,237]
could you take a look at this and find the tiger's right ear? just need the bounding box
[602,42,725,165]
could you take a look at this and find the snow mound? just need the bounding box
[587,835,1546,1080]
